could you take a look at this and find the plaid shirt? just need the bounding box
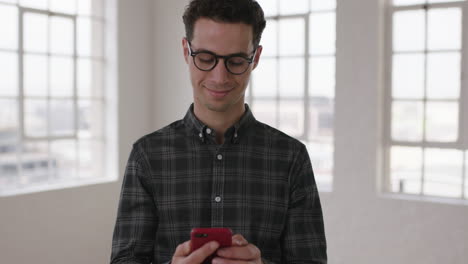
[111,104,327,264]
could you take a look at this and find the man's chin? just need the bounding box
[205,103,231,113]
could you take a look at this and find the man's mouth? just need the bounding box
[207,88,231,98]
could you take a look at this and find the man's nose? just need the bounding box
[209,59,231,83]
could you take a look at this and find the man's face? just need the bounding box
[183,18,262,114]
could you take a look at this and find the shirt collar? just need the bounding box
[183,103,256,144]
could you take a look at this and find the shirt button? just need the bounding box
[214,196,222,202]
[206,128,212,134]
[199,132,203,138]
[217,154,223,160]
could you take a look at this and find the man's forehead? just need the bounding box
[191,18,254,50]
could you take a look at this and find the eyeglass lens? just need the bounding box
[194,52,250,74]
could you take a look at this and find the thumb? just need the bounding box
[186,241,220,264]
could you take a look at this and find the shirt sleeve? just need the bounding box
[279,144,328,264]
[110,143,158,264]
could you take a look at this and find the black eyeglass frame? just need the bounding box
[187,40,258,75]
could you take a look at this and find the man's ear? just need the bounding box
[182,37,189,64]
[252,45,263,70]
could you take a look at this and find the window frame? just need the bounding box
[248,1,337,191]
[383,0,468,200]
[0,0,118,197]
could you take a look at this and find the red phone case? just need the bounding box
[190,227,233,252]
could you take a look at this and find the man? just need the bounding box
[111,0,327,263]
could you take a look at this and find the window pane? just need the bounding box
[279,18,305,56]
[426,52,460,100]
[20,141,49,185]
[261,19,277,57]
[49,0,76,14]
[0,99,18,132]
[0,52,18,96]
[24,12,48,53]
[24,99,47,137]
[310,0,336,11]
[252,58,277,98]
[77,18,91,56]
[77,0,92,15]
[78,100,103,138]
[279,58,304,97]
[309,56,335,98]
[309,97,334,140]
[279,99,304,137]
[428,8,462,51]
[78,59,104,98]
[306,141,333,190]
[78,140,103,178]
[279,0,308,15]
[392,101,424,142]
[393,10,425,52]
[50,99,75,136]
[50,139,77,180]
[50,56,74,97]
[256,0,278,17]
[390,146,422,194]
[20,0,47,9]
[0,99,19,185]
[425,102,458,142]
[252,99,277,128]
[309,12,336,55]
[0,5,18,50]
[77,18,104,57]
[424,148,463,198]
[50,16,74,55]
[392,53,425,99]
[24,54,48,97]
[0,151,18,187]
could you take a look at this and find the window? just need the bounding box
[0,0,117,196]
[385,0,468,199]
[250,0,336,190]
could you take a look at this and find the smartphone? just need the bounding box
[190,227,233,263]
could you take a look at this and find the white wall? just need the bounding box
[153,0,193,125]
[0,0,155,263]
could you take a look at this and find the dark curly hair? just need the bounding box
[183,0,266,48]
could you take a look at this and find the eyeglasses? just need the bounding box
[187,41,257,75]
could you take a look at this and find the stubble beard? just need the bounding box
[199,91,245,113]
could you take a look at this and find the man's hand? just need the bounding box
[171,240,220,264]
[212,234,263,264]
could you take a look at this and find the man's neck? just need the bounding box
[193,103,245,144]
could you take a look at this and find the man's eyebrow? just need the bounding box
[193,47,250,57]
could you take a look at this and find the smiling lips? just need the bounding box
[207,88,231,99]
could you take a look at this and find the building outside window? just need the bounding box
[0,0,117,196]
[250,0,336,191]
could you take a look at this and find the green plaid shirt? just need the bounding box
[111,104,327,264]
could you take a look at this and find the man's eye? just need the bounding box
[228,57,247,66]
[197,54,215,64]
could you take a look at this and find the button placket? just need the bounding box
[211,149,225,227]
